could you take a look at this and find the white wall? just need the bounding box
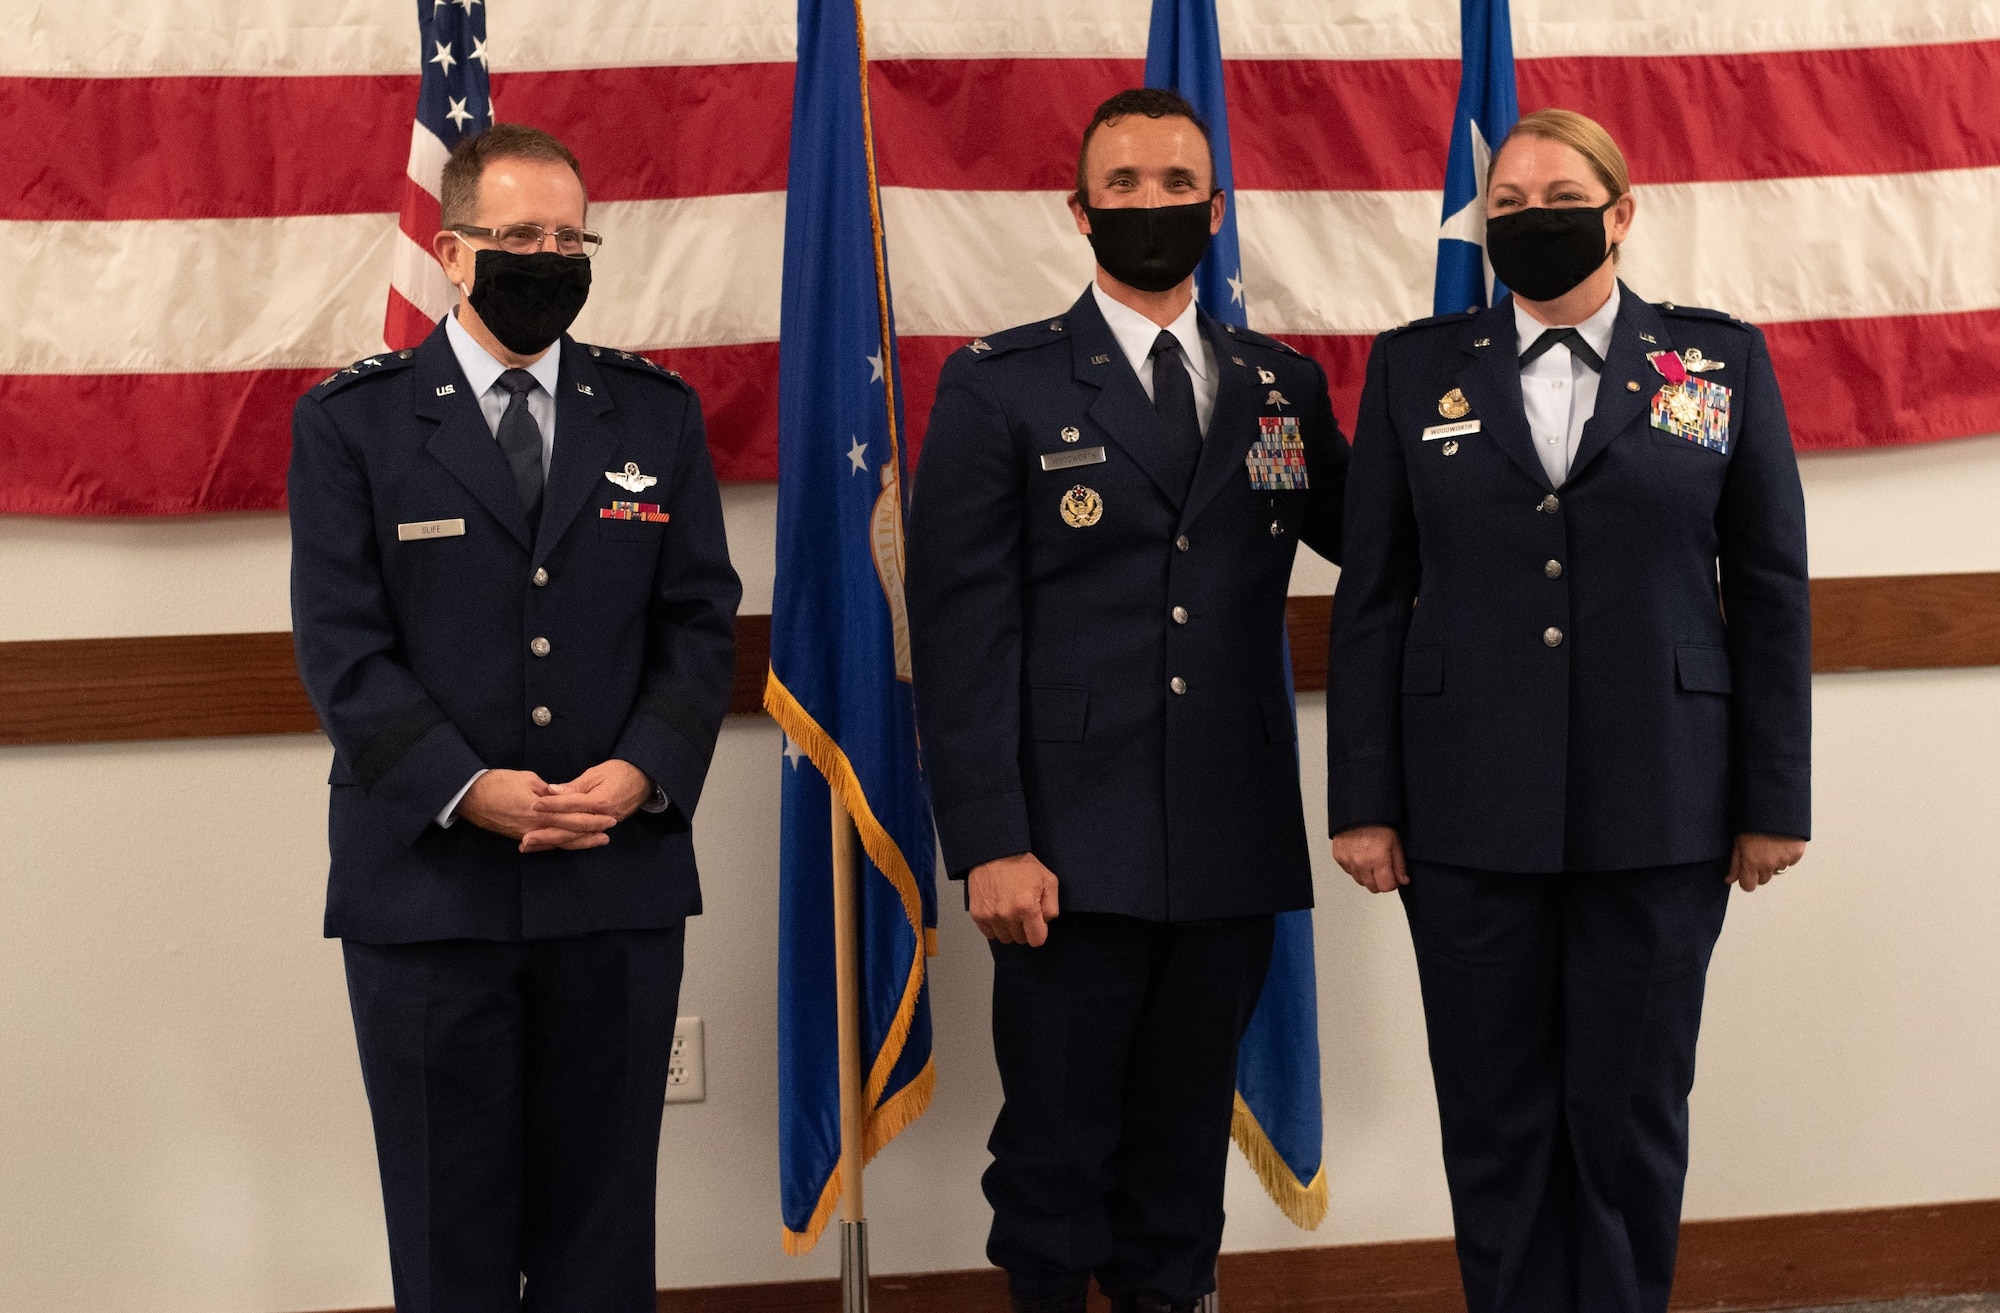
[4,435,2000,1311]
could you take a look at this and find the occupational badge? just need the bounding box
[1682,347,1726,373]
[1257,367,1276,385]
[1059,485,1103,528]
[1060,426,1081,443]
[1247,416,1309,491]
[605,461,658,492]
[1647,350,1731,452]
[1442,440,1460,456]
[1265,389,1289,408]
[1438,388,1471,419]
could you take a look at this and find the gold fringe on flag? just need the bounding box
[1230,1092,1328,1230]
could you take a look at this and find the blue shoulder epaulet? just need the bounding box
[1219,322,1307,358]
[1655,301,1753,330]
[1385,307,1484,338]
[958,315,1072,361]
[581,344,688,385]
[312,348,416,397]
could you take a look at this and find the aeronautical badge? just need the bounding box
[1682,346,1726,373]
[1438,388,1471,419]
[1265,389,1290,409]
[599,501,670,523]
[605,461,658,492]
[1648,350,1731,452]
[1247,416,1309,491]
[1059,485,1103,528]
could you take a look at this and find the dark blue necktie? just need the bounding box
[493,369,545,524]
[1519,326,1605,373]
[1149,329,1203,474]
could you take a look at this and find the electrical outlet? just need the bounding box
[665,1016,705,1104]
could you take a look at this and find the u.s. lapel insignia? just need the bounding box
[575,382,594,396]
[1060,426,1081,443]
[1059,485,1103,528]
[1638,332,1658,344]
[1265,389,1290,408]
[1257,367,1276,385]
[1089,353,1111,365]
[605,461,659,493]
[1438,388,1470,419]
[434,384,455,396]
[1682,347,1726,372]
[1231,356,1246,367]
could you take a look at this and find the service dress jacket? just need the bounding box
[907,289,1346,921]
[1327,286,1811,872]
[289,324,742,943]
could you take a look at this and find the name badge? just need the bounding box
[1040,446,1107,472]
[397,518,465,541]
[1422,420,1481,442]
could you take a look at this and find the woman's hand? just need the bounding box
[1333,825,1409,893]
[1729,833,1806,892]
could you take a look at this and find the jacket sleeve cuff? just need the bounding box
[933,790,1033,879]
[1733,760,1811,840]
[368,722,488,847]
[614,712,713,824]
[1327,757,1404,838]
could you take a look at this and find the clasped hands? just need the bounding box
[1331,824,1808,894]
[459,759,654,853]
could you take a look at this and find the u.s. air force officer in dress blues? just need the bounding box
[906,90,1345,1313]
[288,126,739,1313]
[1328,111,1811,1313]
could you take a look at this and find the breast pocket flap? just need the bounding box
[1675,645,1733,694]
[1023,684,1089,742]
[1403,645,1444,695]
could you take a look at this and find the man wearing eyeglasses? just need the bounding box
[288,123,741,1313]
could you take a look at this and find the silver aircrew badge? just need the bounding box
[1682,347,1726,372]
[1059,485,1103,528]
[605,461,658,493]
[1438,388,1470,419]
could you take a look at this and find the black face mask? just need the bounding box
[465,247,592,355]
[1081,197,1216,294]
[1485,202,1613,303]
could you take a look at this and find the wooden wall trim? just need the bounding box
[5,574,1999,747]
[298,1198,2000,1313]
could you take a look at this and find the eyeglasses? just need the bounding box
[450,223,602,259]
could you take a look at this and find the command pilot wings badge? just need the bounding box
[605,461,658,493]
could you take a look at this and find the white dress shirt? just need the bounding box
[433,313,666,827]
[1091,281,1218,437]
[1515,283,1620,488]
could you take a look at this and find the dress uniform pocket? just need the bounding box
[1023,684,1089,742]
[601,519,665,543]
[1675,646,1732,694]
[1402,645,1444,695]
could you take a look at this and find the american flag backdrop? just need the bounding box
[3,0,1998,515]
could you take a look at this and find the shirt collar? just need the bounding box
[1512,281,1621,361]
[1091,281,1209,382]
[445,309,563,399]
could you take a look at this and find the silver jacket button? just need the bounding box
[1544,560,1563,578]
[1543,627,1565,648]
[1539,494,1561,514]
[530,637,551,657]
[532,567,549,587]
[1169,676,1188,695]
[531,705,553,726]
[1175,534,1190,552]
[1171,606,1189,625]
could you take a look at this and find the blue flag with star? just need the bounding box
[1147,0,1327,1231]
[1434,0,1520,315]
[1145,0,1247,326]
[767,0,938,1257]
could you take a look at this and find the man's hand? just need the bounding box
[968,853,1062,946]
[1730,833,1806,893]
[1333,824,1408,894]
[521,759,654,854]
[459,769,556,842]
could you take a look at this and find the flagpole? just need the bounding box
[830,790,870,1313]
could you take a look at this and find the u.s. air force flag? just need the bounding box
[1148,0,1327,1230]
[767,0,937,1256]
[1434,0,1520,315]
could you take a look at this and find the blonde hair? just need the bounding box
[1488,108,1631,200]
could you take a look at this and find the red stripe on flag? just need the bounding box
[11,40,1995,221]
[1762,307,2000,451]
[491,64,796,202]
[640,341,783,482]
[384,287,436,354]
[1518,40,2000,184]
